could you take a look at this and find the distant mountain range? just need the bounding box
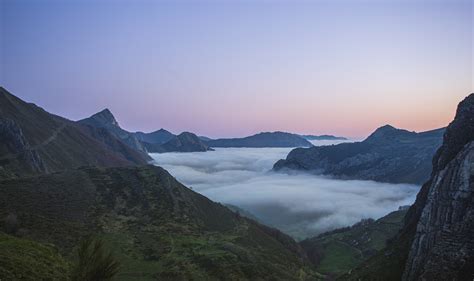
[300,134,347,141]
[274,125,445,184]
[206,131,313,148]
[79,108,212,153]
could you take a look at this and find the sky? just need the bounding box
[0,0,472,138]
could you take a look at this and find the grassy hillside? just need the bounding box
[0,165,323,280]
[0,232,70,280]
[300,209,408,277]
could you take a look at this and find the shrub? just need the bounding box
[71,237,120,281]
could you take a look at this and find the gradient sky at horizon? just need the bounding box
[1,0,472,138]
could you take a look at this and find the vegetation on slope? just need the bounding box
[0,165,323,280]
[300,209,408,278]
[0,232,70,280]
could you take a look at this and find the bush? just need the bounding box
[71,237,120,281]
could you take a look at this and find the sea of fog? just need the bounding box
[150,139,419,240]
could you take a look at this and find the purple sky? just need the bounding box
[1,0,472,138]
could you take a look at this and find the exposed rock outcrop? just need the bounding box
[0,118,47,174]
[79,108,148,153]
[402,94,474,280]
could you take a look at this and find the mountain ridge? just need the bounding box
[273,125,445,184]
[206,131,313,148]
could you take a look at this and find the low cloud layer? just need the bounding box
[150,145,419,240]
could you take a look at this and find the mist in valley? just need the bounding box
[150,141,419,239]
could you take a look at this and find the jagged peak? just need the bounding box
[88,108,119,127]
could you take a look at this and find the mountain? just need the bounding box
[0,165,322,280]
[198,135,213,141]
[144,131,213,153]
[300,208,408,277]
[134,128,175,144]
[0,88,149,177]
[207,131,313,148]
[80,110,213,154]
[342,93,474,281]
[301,135,347,141]
[274,125,445,184]
[79,108,147,153]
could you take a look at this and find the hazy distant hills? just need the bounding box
[144,131,213,153]
[0,87,149,177]
[301,134,347,141]
[0,165,321,280]
[206,131,313,148]
[134,128,175,144]
[343,93,474,281]
[80,109,211,153]
[274,125,445,184]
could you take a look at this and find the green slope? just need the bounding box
[300,209,408,277]
[0,165,322,280]
[0,232,70,280]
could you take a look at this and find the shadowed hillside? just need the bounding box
[274,125,444,184]
[0,165,322,280]
[0,88,150,177]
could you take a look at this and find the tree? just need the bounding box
[71,237,121,281]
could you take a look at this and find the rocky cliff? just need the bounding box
[274,126,444,184]
[342,93,474,281]
[402,94,474,280]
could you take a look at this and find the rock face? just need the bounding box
[342,94,474,281]
[0,165,320,280]
[207,131,313,148]
[274,125,444,184]
[0,88,149,176]
[145,131,213,153]
[402,94,474,281]
[0,118,47,174]
[79,108,148,153]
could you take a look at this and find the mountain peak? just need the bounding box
[89,108,119,127]
[365,124,404,141]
